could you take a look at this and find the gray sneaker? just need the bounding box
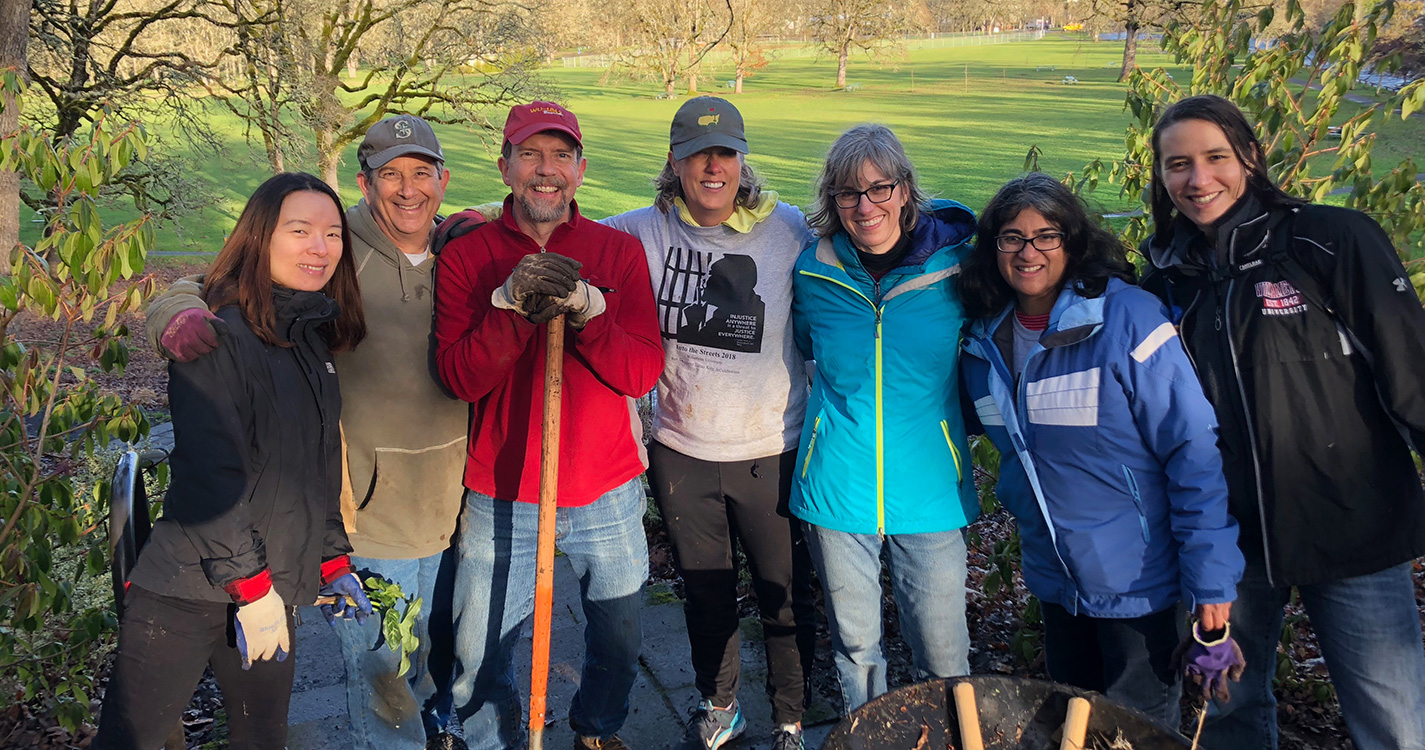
[771,724,804,750]
[679,698,746,750]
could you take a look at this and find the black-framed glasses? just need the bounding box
[995,232,1065,253]
[833,181,899,209]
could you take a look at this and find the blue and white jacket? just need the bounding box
[791,200,979,536]
[961,279,1243,617]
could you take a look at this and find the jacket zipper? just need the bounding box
[1223,269,1276,586]
[1120,465,1150,543]
[940,420,963,483]
[799,269,888,534]
[801,415,821,478]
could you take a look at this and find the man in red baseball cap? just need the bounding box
[433,102,663,750]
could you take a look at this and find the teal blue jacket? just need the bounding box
[790,200,979,535]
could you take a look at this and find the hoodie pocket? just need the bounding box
[940,420,964,484]
[1120,465,1151,544]
[358,437,467,546]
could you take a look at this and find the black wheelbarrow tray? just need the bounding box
[820,675,1191,749]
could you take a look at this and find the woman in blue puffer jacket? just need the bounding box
[791,124,979,713]
[957,172,1244,726]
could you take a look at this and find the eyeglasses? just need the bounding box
[995,233,1064,254]
[833,181,900,209]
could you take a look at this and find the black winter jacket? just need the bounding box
[1140,199,1425,587]
[128,288,350,604]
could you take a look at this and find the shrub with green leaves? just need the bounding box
[0,68,156,731]
[363,577,423,677]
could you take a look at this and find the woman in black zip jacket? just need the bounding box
[1139,94,1425,750]
[95,172,369,750]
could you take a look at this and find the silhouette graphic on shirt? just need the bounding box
[657,249,764,353]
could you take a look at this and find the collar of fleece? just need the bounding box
[673,190,781,233]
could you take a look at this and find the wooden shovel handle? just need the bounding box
[953,681,984,750]
[529,315,565,750]
[1061,696,1092,750]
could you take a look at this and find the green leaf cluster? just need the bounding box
[0,68,158,731]
[363,577,423,678]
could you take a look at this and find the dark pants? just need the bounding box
[1040,600,1183,729]
[646,441,817,725]
[94,586,297,750]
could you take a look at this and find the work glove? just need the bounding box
[491,253,582,321]
[431,209,488,255]
[161,308,228,362]
[529,281,607,328]
[1174,620,1246,702]
[318,573,373,626]
[233,588,290,670]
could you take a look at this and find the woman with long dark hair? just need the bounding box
[1139,93,1425,750]
[959,172,1243,726]
[95,172,369,750]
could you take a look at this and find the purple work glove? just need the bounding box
[317,572,373,627]
[161,308,228,362]
[1175,621,1246,701]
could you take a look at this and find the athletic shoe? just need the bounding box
[573,734,630,750]
[771,724,804,750]
[679,698,746,750]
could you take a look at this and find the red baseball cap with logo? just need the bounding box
[503,101,582,149]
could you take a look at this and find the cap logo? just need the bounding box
[698,114,720,126]
[531,106,564,117]
[394,118,413,139]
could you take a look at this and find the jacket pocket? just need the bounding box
[801,415,822,478]
[940,420,964,483]
[1120,465,1150,543]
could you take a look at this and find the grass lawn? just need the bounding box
[20,33,1422,253]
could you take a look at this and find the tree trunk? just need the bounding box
[0,0,29,256]
[665,74,676,97]
[1118,18,1138,82]
[735,71,743,93]
[688,69,698,94]
[837,44,848,88]
[317,128,341,192]
[346,53,358,79]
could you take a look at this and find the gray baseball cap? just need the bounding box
[358,115,444,171]
[669,97,748,161]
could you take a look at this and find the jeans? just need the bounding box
[451,478,648,749]
[1040,601,1184,729]
[335,549,458,749]
[1203,557,1425,750]
[804,524,970,712]
[646,442,817,724]
[95,586,296,750]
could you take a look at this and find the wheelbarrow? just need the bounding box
[820,675,1191,750]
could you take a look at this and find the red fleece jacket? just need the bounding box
[434,198,663,506]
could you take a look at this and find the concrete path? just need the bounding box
[284,557,837,750]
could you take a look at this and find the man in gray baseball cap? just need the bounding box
[145,113,470,750]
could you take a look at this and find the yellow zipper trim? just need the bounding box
[940,420,963,483]
[875,316,885,534]
[802,416,821,478]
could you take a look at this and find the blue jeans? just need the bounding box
[1204,558,1425,750]
[804,524,970,712]
[451,479,647,749]
[335,549,458,749]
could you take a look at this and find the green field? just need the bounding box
[26,34,1423,254]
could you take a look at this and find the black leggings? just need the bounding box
[94,586,297,750]
[646,441,817,725]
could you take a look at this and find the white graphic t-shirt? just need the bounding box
[603,201,814,462]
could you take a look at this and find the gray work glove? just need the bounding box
[491,253,581,321]
[530,282,607,328]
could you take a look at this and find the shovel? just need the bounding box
[529,315,565,750]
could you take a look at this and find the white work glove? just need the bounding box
[233,588,290,670]
[540,281,607,328]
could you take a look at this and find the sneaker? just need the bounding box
[679,698,746,750]
[573,734,630,750]
[771,724,804,750]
